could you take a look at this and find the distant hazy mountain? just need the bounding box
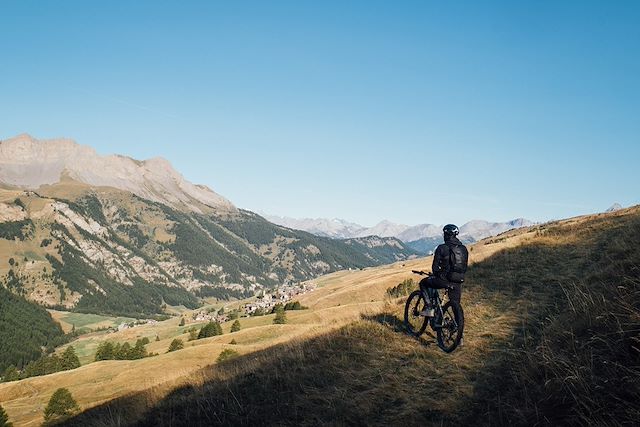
[459,218,535,241]
[353,220,410,239]
[267,214,535,253]
[263,215,366,239]
[606,203,623,212]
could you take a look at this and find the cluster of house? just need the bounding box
[191,310,229,324]
[243,282,316,315]
[113,319,158,332]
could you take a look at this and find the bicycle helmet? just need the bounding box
[443,224,459,237]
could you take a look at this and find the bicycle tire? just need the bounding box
[436,300,464,353]
[404,290,429,336]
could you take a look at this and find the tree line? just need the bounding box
[1,346,80,383]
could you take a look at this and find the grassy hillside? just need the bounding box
[1,206,637,426]
[0,186,419,319]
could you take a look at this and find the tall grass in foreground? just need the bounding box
[466,210,640,425]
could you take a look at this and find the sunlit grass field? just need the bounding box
[1,206,638,426]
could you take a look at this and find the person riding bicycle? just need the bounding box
[419,224,468,335]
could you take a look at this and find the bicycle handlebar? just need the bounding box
[411,270,431,276]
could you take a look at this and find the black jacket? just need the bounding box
[432,236,468,283]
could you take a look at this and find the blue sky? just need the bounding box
[1,1,638,226]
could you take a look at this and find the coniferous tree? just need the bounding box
[130,340,148,359]
[230,319,241,332]
[60,346,80,370]
[188,327,198,341]
[0,403,11,427]
[167,339,184,353]
[273,305,287,324]
[2,365,19,382]
[179,317,185,326]
[43,388,79,424]
[95,342,115,361]
[116,342,131,360]
[197,321,223,339]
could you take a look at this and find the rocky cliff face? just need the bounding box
[0,134,235,213]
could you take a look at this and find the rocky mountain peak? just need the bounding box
[0,134,236,213]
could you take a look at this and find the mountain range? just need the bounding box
[264,214,536,252]
[0,134,419,317]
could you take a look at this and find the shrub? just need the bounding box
[188,327,199,341]
[43,388,79,424]
[284,300,308,310]
[216,348,239,363]
[273,305,287,324]
[386,279,414,298]
[167,339,184,353]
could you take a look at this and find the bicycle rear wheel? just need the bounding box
[436,301,464,352]
[404,290,429,336]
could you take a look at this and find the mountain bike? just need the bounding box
[403,270,464,353]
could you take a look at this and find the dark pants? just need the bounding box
[420,276,464,336]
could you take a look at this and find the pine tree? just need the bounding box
[43,388,80,424]
[179,317,185,326]
[0,404,12,427]
[273,305,287,324]
[130,340,148,359]
[117,342,131,360]
[2,365,19,382]
[95,341,115,361]
[167,339,184,353]
[60,346,80,370]
[197,321,223,339]
[230,319,241,332]
[188,327,198,341]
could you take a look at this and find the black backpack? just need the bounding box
[447,243,468,283]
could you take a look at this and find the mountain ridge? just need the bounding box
[265,213,536,245]
[0,134,235,213]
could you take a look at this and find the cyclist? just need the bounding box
[419,224,469,342]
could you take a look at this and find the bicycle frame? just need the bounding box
[421,288,446,329]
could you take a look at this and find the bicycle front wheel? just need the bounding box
[404,290,429,337]
[436,301,464,353]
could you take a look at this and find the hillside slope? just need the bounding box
[0,186,418,318]
[45,206,639,426]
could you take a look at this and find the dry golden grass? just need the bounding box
[2,206,639,426]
